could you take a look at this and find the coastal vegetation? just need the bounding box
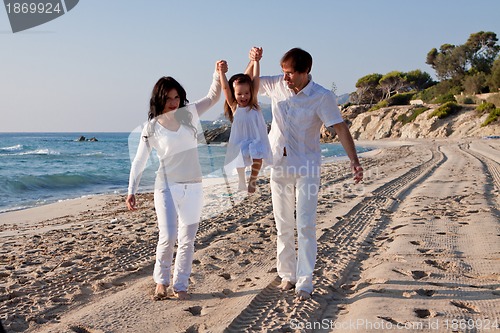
[482,108,500,126]
[397,107,429,125]
[428,102,462,119]
[348,31,500,128]
[475,102,500,126]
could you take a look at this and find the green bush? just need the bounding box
[397,107,429,125]
[481,108,500,126]
[432,92,457,104]
[476,102,496,115]
[428,102,462,119]
[407,107,429,123]
[389,92,414,106]
[455,94,479,104]
[369,100,388,111]
[417,81,461,103]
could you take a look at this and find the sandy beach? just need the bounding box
[1,138,499,333]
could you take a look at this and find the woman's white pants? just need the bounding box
[153,182,202,292]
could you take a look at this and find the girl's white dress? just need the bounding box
[224,106,272,174]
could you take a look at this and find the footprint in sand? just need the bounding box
[411,270,430,280]
[414,308,435,318]
[450,300,480,313]
[211,289,233,299]
[238,259,251,266]
[378,316,401,325]
[391,224,407,231]
[209,255,220,261]
[393,268,430,280]
[416,289,435,297]
[184,306,203,316]
[68,324,105,333]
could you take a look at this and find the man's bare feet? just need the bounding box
[296,290,311,300]
[278,280,295,291]
[153,284,169,301]
[175,291,191,300]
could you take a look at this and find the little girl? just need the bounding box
[220,58,272,193]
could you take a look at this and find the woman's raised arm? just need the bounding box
[194,60,227,116]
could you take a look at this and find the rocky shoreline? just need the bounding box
[203,103,499,144]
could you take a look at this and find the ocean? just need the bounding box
[0,132,371,213]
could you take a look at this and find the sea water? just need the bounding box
[0,132,370,213]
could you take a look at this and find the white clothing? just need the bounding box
[128,71,221,195]
[153,183,202,291]
[271,165,320,294]
[259,75,344,294]
[260,75,344,174]
[224,106,272,173]
[127,71,221,291]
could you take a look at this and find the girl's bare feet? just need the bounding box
[248,179,256,193]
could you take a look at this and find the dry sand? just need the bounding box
[0,138,499,333]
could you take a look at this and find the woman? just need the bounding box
[126,60,227,300]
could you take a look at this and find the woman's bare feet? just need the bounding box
[153,284,169,301]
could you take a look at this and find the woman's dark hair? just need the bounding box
[224,73,259,123]
[146,76,197,138]
[280,47,313,74]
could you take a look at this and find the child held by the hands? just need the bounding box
[219,56,271,193]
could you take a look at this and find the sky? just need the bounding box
[1,0,500,132]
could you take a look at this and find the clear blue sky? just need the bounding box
[1,0,499,132]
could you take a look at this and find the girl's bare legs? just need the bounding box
[248,159,262,193]
[237,167,247,191]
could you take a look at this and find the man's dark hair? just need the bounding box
[280,48,313,74]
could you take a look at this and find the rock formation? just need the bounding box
[203,104,499,143]
[345,104,498,140]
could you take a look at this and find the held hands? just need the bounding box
[249,47,263,62]
[217,60,228,74]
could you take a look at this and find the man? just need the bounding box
[247,47,363,300]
